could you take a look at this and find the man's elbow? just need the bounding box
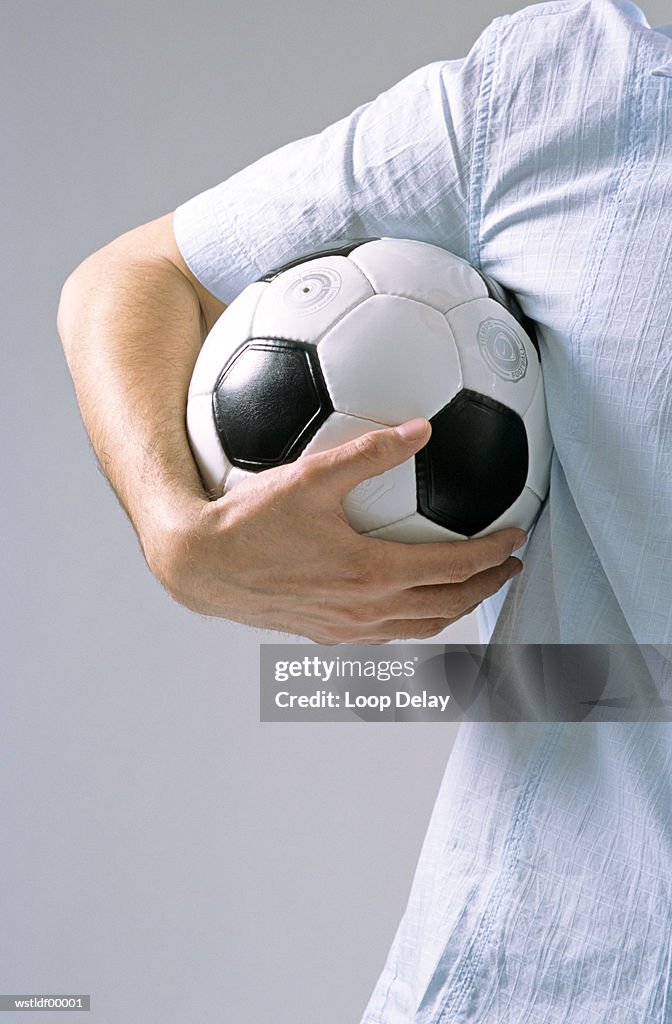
[56,246,111,367]
[56,266,83,361]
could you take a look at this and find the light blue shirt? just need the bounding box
[174,2,672,1019]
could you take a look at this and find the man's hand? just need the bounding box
[157,417,524,644]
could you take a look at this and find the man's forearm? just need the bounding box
[57,230,209,576]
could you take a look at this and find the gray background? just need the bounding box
[3,1,668,1021]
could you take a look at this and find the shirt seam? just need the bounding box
[505,0,589,24]
[468,18,504,272]
[434,723,564,1022]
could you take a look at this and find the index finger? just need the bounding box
[372,528,528,588]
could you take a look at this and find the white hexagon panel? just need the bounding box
[318,293,462,425]
[302,412,418,533]
[445,297,539,417]
[349,237,487,313]
[185,391,231,496]
[252,255,374,345]
[523,374,553,501]
[366,513,466,543]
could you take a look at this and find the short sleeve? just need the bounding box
[173,40,491,305]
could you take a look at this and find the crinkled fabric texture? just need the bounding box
[361,721,672,1024]
[174,2,672,1020]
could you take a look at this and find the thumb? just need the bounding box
[309,418,431,498]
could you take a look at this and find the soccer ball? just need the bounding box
[186,237,552,541]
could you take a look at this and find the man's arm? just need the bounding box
[56,212,525,644]
[57,213,216,568]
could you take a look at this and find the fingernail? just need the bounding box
[394,418,429,442]
[512,531,527,550]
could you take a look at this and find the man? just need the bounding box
[57,1,672,1020]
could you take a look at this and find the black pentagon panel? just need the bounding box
[256,238,380,283]
[213,339,333,471]
[415,390,528,536]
